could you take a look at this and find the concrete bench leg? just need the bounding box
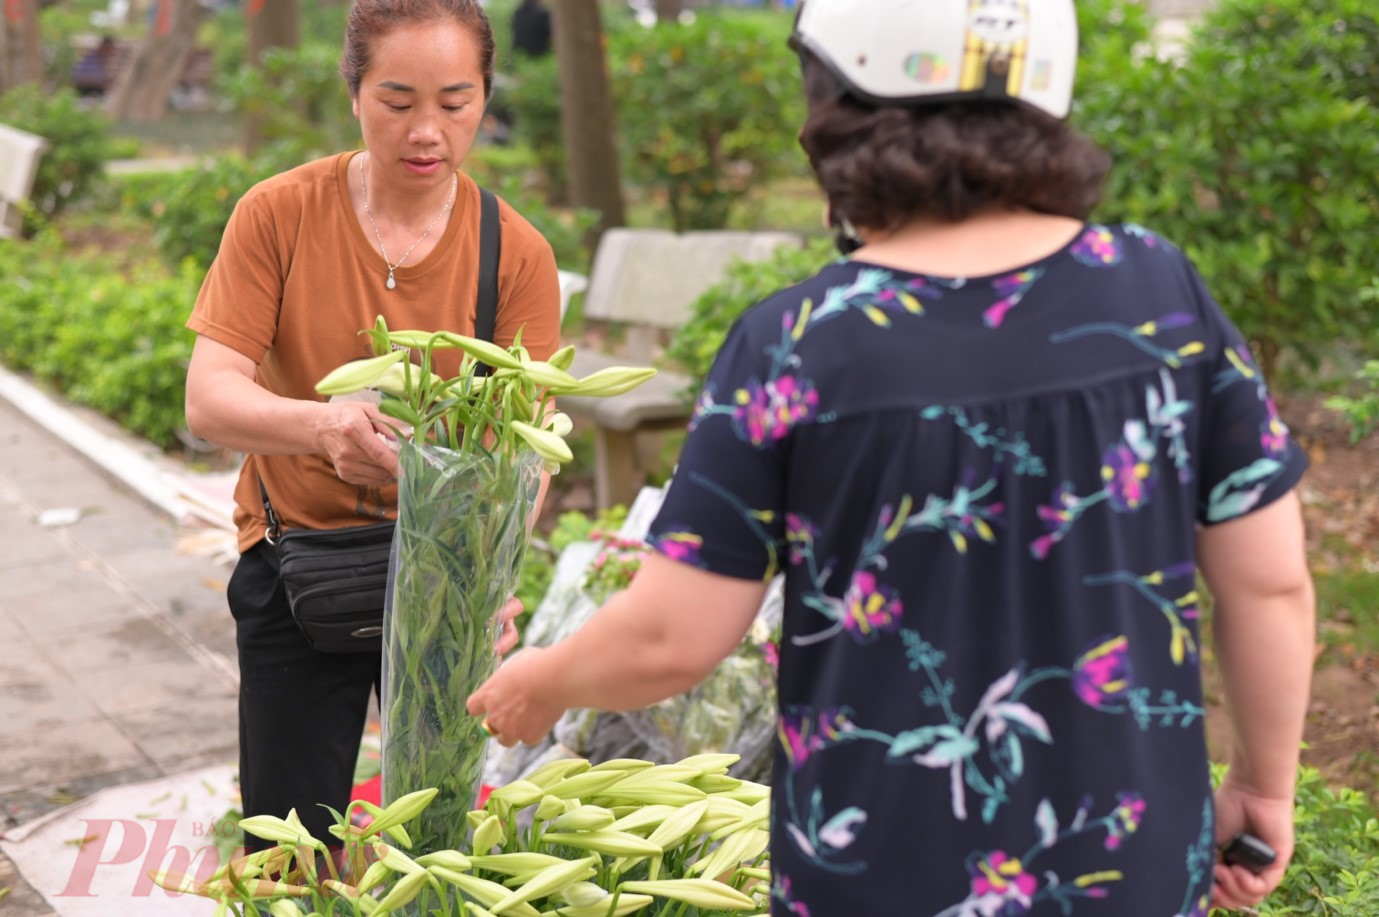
[594,428,642,510]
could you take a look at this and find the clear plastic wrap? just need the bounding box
[383,440,543,852]
[486,486,782,789]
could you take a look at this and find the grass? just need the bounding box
[110,107,243,159]
[1315,566,1379,656]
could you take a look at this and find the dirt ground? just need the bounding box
[1201,394,1379,792]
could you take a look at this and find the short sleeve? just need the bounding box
[1194,275,1308,525]
[646,313,788,581]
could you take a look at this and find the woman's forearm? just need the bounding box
[1212,581,1315,796]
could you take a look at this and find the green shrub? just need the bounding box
[0,232,198,448]
[1078,0,1379,378]
[469,144,600,273]
[1210,763,1379,915]
[1325,360,1379,443]
[663,235,834,397]
[0,84,115,233]
[609,10,806,231]
[218,41,357,170]
[498,51,567,204]
[123,154,273,272]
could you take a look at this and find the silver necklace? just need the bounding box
[359,151,458,290]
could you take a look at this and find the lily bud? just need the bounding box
[415,849,472,873]
[617,877,756,910]
[520,360,581,391]
[236,815,326,852]
[372,869,429,913]
[547,345,577,370]
[544,769,626,800]
[488,856,599,913]
[552,893,655,917]
[471,813,505,853]
[564,367,658,397]
[535,794,571,821]
[364,788,438,843]
[538,830,662,858]
[315,351,407,396]
[523,758,591,789]
[466,852,568,876]
[550,805,616,832]
[429,868,542,917]
[512,421,574,465]
[437,333,525,370]
[486,779,545,809]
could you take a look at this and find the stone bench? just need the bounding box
[0,123,48,239]
[560,228,802,509]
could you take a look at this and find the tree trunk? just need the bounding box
[243,0,300,154]
[0,0,44,91]
[551,0,626,241]
[105,0,204,121]
[654,0,684,24]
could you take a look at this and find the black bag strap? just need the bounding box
[260,187,504,537]
[260,476,283,544]
[474,186,502,377]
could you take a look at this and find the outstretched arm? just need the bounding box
[1197,490,1315,910]
[467,553,769,746]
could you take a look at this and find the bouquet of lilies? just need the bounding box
[316,318,654,854]
[152,753,771,917]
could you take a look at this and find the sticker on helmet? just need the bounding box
[960,0,1030,98]
[905,52,953,86]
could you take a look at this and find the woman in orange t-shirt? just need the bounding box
[184,0,561,850]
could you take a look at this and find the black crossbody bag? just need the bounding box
[261,187,502,654]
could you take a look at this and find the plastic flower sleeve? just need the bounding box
[382,439,543,852]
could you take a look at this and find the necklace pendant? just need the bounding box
[386,272,397,290]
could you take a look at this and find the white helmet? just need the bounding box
[790,0,1079,119]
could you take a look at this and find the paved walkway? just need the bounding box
[0,375,240,915]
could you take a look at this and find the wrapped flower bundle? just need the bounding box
[316,318,655,853]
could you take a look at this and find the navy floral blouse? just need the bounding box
[646,224,1308,916]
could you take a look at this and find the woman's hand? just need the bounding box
[466,646,566,747]
[1211,776,1295,910]
[316,400,400,485]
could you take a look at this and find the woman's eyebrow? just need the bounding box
[374,80,477,92]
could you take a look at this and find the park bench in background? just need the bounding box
[560,227,802,510]
[0,123,48,240]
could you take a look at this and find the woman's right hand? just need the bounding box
[317,400,400,486]
[1211,776,1295,910]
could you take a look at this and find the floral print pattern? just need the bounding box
[730,375,820,446]
[647,224,1303,913]
[1071,225,1123,267]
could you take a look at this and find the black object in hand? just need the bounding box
[1220,833,1277,873]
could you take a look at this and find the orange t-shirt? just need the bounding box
[187,152,562,553]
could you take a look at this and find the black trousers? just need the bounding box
[228,540,381,851]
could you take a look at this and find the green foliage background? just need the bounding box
[1075,0,1379,378]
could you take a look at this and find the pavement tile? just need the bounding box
[116,705,238,775]
[62,509,173,556]
[4,588,140,640]
[0,681,106,743]
[0,525,68,571]
[69,661,236,719]
[0,606,23,642]
[0,721,150,797]
[0,850,58,916]
[29,619,188,676]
